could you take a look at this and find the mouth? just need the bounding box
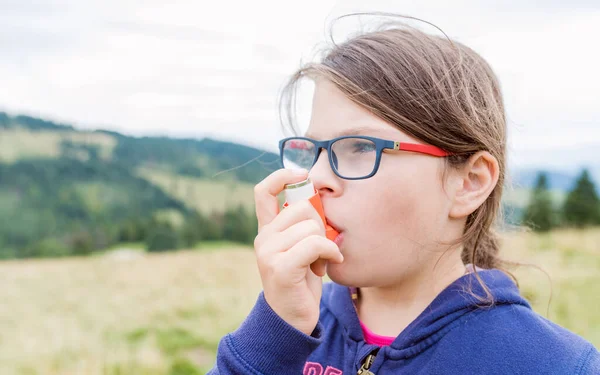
[325,218,343,234]
[332,232,344,247]
[325,219,344,247]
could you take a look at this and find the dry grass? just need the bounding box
[501,228,600,344]
[0,244,260,374]
[0,229,598,374]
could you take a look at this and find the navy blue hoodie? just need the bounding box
[207,268,599,374]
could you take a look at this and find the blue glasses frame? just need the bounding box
[279,136,452,180]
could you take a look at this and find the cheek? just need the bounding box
[360,162,449,248]
[378,182,428,238]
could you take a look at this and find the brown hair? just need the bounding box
[278,13,522,305]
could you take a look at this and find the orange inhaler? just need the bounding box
[283,178,340,241]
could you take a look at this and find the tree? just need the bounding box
[204,211,224,241]
[28,238,69,258]
[68,230,94,255]
[223,205,256,244]
[523,172,556,232]
[118,218,147,242]
[146,220,181,252]
[181,211,211,247]
[146,227,181,252]
[562,169,600,227]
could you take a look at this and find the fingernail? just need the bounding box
[292,168,308,175]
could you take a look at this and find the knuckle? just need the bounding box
[257,250,274,269]
[253,182,264,196]
[254,225,268,245]
[254,239,272,261]
[305,234,324,246]
[308,220,321,233]
[262,238,282,257]
[257,221,268,233]
[253,234,262,249]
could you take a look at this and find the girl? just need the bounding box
[208,15,599,374]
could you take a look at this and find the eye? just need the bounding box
[352,141,376,153]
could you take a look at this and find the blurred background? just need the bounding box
[0,1,598,374]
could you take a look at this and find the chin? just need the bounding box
[325,262,353,286]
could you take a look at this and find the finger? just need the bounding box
[254,200,325,252]
[268,199,325,234]
[254,168,308,231]
[311,257,333,278]
[280,235,343,274]
[311,260,328,278]
[257,219,324,257]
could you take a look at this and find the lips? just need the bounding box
[332,232,344,247]
[325,218,342,234]
[323,218,342,242]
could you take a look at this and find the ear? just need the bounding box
[449,151,500,219]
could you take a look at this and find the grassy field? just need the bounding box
[0,231,598,374]
[137,168,256,214]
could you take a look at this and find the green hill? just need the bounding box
[0,112,278,258]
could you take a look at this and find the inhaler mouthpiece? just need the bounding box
[283,177,340,242]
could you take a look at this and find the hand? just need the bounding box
[253,168,344,335]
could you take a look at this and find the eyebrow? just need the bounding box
[304,126,389,139]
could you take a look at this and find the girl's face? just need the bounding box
[305,79,465,287]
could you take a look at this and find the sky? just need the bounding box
[0,0,599,172]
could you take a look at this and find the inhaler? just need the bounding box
[283,177,340,242]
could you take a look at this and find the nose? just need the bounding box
[309,148,342,195]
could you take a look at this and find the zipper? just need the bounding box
[356,349,379,375]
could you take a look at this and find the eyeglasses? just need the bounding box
[279,136,453,180]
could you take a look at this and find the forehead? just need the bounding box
[303,79,409,141]
[304,125,397,140]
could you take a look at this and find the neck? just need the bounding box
[356,251,467,338]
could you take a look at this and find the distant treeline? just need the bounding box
[0,204,257,259]
[523,169,600,231]
[0,154,260,259]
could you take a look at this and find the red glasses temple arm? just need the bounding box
[395,142,452,157]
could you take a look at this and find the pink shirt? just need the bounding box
[359,319,396,346]
[350,286,396,346]
[349,264,476,346]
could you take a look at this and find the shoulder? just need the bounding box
[442,303,598,373]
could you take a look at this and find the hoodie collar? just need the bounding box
[322,269,531,359]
